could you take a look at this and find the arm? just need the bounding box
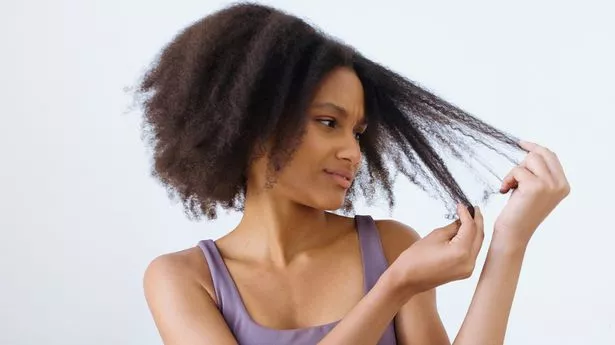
[379,220,452,345]
[323,214,486,345]
[452,140,570,345]
[322,218,453,345]
[317,270,415,345]
[143,253,239,345]
[379,221,527,345]
[452,238,526,345]
[317,217,455,345]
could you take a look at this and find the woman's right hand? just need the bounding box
[387,203,485,296]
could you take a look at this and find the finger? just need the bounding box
[500,166,535,193]
[500,161,527,192]
[500,176,518,193]
[470,206,484,258]
[521,151,552,178]
[519,140,566,179]
[434,220,461,241]
[466,204,475,219]
[450,203,476,248]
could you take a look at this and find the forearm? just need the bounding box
[453,235,528,345]
[318,270,413,345]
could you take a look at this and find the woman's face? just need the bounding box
[248,66,367,210]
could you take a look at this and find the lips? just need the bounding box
[324,168,353,183]
[324,169,354,189]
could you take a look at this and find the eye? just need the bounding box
[318,118,337,128]
[317,118,364,141]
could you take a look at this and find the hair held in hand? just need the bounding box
[129,2,525,221]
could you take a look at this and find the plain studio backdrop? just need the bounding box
[1,0,613,344]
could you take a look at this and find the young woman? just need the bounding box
[135,3,570,345]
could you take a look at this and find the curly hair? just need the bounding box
[129,2,525,221]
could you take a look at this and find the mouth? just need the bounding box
[324,170,352,189]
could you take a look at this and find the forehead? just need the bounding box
[310,67,365,118]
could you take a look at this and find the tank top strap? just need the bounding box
[355,215,399,344]
[355,215,391,292]
[196,221,397,344]
[197,239,244,327]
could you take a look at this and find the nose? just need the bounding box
[335,131,361,166]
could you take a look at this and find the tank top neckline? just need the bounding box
[199,214,382,333]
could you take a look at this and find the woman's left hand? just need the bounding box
[494,140,571,248]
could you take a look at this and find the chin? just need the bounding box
[311,193,347,211]
[288,185,348,211]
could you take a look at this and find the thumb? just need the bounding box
[432,219,461,241]
[451,203,477,246]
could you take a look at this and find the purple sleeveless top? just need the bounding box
[197,215,398,345]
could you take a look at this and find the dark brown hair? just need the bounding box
[128,2,524,221]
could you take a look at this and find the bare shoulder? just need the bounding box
[143,246,238,344]
[373,218,450,344]
[373,218,422,265]
[143,245,217,307]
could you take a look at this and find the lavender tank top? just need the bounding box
[197,215,398,345]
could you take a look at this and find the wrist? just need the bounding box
[490,231,529,257]
[378,267,417,305]
[493,224,535,247]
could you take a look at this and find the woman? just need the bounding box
[135,3,570,345]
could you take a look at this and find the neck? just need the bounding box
[230,187,340,268]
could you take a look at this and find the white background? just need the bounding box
[2,0,613,344]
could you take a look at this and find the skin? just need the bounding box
[143,67,571,345]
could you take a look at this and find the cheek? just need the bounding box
[278,138,325,185]
[302,125,330,154]
[294,127,327,162]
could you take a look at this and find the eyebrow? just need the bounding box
[311,102,367,126]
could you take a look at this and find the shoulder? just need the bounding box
[372,217,450,343]
[143,245,217,305]
[142,246,239,343]
[373,218,422,265]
